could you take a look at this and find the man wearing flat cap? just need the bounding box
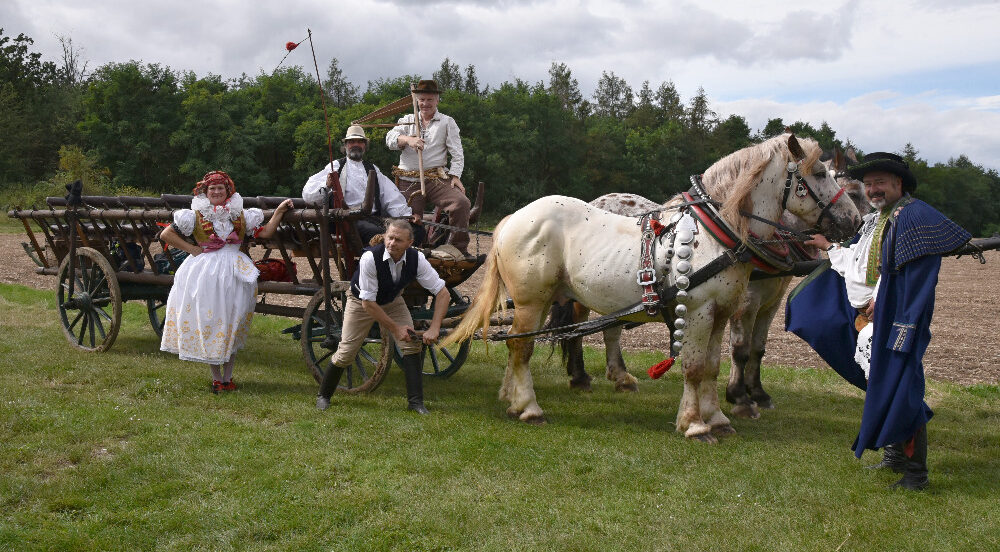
[386,79,471,256]
[803,152,970,491]
[303,125,425,246]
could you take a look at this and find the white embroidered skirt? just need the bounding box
[160,244,259,364]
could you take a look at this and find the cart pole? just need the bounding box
[65,180,83,297]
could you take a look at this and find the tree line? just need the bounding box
[3,29,999,235]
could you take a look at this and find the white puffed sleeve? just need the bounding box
[244,208,265,232]
[173,209,196,236]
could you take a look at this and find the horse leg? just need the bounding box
[501,304,548,424]
[703,315,736,436]
[727,307,761,419]
[675,306,717,443]
[746,298,783,410]
[603,326,638,392]
[567,302,592,391]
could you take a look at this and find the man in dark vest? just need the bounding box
[303,125,426,246]
[316,219,449,413]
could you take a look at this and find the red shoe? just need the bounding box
[211,380,223,394]
[221,379,237,392]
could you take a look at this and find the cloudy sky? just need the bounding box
[5,0,1000,169]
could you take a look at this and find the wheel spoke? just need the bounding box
[67,309,85,331]
[315,350,333,365]
[95,306,114,323]
[351,360,369,382]
[93,311,107,339]
[430,348,442,373]
[91,274,109,296]
[88,314,97,347]
[77,313,88,345]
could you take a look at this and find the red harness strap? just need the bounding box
[683,192,787,274]
[637,213,662,315]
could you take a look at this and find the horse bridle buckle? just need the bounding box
[636,268,657,286]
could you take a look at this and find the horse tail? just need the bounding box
[547,301,577,374]
[441,244,506,349]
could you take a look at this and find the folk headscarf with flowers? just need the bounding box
[191,171,246,246]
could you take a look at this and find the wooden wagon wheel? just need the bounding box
[56,246,122,352]
[300,290,391,393]
[393,337,470,379]
[146,297,167,337]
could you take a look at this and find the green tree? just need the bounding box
[547,62,583,114]
[463,64,481,96]
[78,61,184,192]
[325,58,358,108]
[593,71,634,120]
[432,57,462,91]
[0,29,80,185]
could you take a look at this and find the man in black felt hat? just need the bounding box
[804,152,970,491]
[386,79,471,256]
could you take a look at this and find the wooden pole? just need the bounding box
[410,83,426,197]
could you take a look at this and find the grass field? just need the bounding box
[1,283,999,551]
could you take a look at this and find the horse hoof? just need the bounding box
[731,403,760,419]
[755,399,775,410]
[614,381,638,393]
[522,414,547,425]
[712,424,737,436]
[569,380,593,392]
[506,408,523,419]
[687,433,718,444]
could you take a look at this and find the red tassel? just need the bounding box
[647,357,674,379]
[650,219,666,236]
[285,41,298,51]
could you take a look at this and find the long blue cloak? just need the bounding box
[785,263,867,391]
[851,199,970,456]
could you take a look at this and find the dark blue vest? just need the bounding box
[350,244,419,305]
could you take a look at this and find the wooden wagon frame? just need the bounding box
[7,177,486,394]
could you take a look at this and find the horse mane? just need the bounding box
[701,133,822,240]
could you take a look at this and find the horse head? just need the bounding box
[702,133,860,243]
[775,134,861,242]
[824,145,869,218]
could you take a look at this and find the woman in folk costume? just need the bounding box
[159,171,292,393]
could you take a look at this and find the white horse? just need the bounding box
[443,134,861,442]
[579,148,869,420]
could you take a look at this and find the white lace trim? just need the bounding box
[192,192,244,224]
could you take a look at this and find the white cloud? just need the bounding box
[4,0,1000,170]
[715,93,1000,170]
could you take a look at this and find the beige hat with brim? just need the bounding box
[343,125,368,143]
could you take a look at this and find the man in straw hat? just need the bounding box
[803,152,970,491]
[303,125,425,246]
[386,79,471,256]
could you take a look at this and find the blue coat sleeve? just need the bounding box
[885,254,940,353]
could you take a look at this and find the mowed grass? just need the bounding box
[1,283,999,551]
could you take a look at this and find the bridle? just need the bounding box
[781,160,846,230]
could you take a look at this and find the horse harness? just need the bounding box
[492,162,838,343]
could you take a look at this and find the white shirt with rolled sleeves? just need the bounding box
[302,159,411,217]
[385,111,464,180]
[355,247,445,302]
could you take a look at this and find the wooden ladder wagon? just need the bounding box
[8,188,485,394]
